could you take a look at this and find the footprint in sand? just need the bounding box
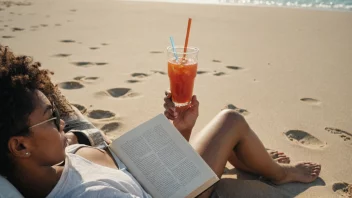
[71,62,107,67]
[71,62,93,67]
[332,182,351,197]
[58,81,84,90]
[107,88,131,98]
[90,47,99,50]
[87,110,115,120]
[284,130,326,149]
[151,70,166,75]
[226,66,243,70]
[1,1,32,7]
[73,76,100,84]
[101,43,109,46]
[53,53,71,58]
[12,27,24,31]
[224,104,249,116]
[2,36,14,39]
[212,59,221,63]
[71,103,87,114]
[131,73,149,78]
[60,39,75,43]
[150,51,163,54]
[100,122,120,133]
[300,98,321,105]
[197,70,209,75]
[83,77,99,81]
[70,9,77,12]
[73,76,85,81]
[325,127,351,142]
[214,71,226,76]
[126,79,140,83]
[95,88,140,99]
[95,62,108,66]
[40,24,48,27]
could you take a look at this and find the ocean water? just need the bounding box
[136,0,352,11]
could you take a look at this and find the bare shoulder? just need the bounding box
[75,146,118,169]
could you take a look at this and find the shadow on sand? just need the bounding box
[217,168,326,197]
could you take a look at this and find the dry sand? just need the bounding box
[1,0,351,197]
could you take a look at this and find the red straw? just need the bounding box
[183,18,192,59]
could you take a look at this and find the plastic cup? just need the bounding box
[167,46,199,107]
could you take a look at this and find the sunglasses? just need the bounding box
[28,103,61,131]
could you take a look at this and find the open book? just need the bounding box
[109,114,219,198]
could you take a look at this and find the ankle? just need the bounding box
[272,165,288,183]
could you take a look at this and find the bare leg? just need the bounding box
[228,149,290,174]
[189,110,321,197]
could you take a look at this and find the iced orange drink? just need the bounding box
[167,46,199,107]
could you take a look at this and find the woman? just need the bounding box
[0,45,321,198]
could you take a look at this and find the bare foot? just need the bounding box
[273,162,321,184]
[266,149,290,164]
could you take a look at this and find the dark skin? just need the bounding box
[7,89,321,197]
[7,90,117,197]
[7,90,67,197]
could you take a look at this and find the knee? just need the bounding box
[219,109,248,129]
[220,109,245,121]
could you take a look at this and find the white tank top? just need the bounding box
[46,144,152,198]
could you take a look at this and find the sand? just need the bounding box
[1,0,351,197]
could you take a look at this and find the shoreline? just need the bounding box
[122,0,352,12]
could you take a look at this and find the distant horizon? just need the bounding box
[125,0,352,11]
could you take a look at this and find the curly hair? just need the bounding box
[0,45,73,177]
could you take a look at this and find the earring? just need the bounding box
[25,152,30,156]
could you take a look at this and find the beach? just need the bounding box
[1,0,352,196]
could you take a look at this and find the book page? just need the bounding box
[109,114,219,198]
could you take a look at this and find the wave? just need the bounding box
[135,0,352,11]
